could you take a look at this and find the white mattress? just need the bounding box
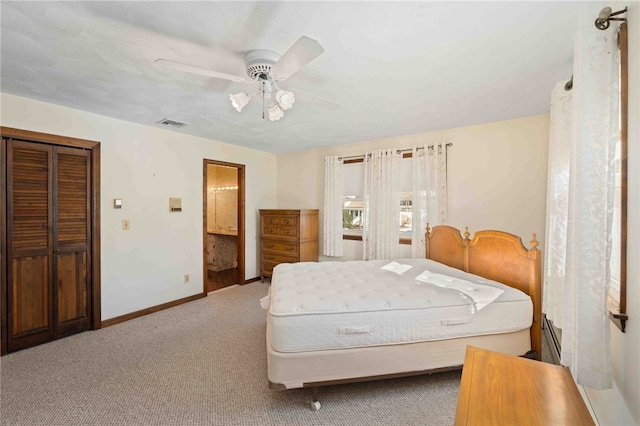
[268,258,532,353]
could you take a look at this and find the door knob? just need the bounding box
[54,249,60,254]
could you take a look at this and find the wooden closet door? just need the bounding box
[6,140,91,351]
[7,140,54,351]
[54,146,91,337]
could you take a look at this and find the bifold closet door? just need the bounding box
[54,146,91,338]
[6,140,91,352]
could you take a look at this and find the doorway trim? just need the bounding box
[1,126,101,355]
[203,159,245,291]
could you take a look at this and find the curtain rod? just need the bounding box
[565,6,628,92]
[564,75,573,91]
[338,143,452,161]
[595,6,627,30]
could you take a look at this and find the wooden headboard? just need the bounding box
[425,225,542,360]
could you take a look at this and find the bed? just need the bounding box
[265,225,542,410]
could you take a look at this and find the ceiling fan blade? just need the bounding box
[154,59,252,84]
[292,89,341,111]
[270,36,325,81]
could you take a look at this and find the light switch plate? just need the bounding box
[122,219,130,230]
[169,197,182,212]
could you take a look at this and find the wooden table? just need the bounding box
[455,346,595,425]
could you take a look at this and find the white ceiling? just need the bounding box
[1,1,598,153]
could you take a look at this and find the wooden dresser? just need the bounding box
[259,209,319,281]
[455,346,595,426]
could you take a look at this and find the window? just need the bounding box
[342,195,363,231]
[399,193,413,234]
[342,160,414,238]
[342,160,364,236]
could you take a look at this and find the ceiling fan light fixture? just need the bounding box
[275,89,295,111]
[157,36,338,123]
[267,103,284,121]
[229,92,251,112]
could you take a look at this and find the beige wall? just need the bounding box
[1,93,278,320]
[277,114,549,261]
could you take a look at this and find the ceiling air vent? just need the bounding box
[156,118,187,128]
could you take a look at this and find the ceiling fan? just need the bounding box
[155,36,339,121]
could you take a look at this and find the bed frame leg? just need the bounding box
[310,386,321,411]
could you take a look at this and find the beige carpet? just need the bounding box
[0,282,551,425]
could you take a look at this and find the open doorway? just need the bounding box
[203,159,245,292]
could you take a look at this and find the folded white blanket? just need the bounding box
[415,270,504,310]
[380,261,412,275]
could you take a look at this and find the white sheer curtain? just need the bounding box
[544,21,619,389]
[543,82,572,327]
[323,156,344,257]
[411,143,448,258]
[363,149,402,260]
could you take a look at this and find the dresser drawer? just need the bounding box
[262,252,298,264]
[277,226,298,238]
[262,261,280,276]
[263,216,278,226]
[262,226,298,238]
[262,241,299,255]
[278,216,298,226]
[262,225,280,236]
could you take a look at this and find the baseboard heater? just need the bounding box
[543,314,562,365]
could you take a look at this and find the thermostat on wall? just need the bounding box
[169,197,182,212]
[113,199,122,209]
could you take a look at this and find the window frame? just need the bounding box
[608,22,628,333]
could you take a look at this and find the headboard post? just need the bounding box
[528,233,542,360]
[463,227,471,272]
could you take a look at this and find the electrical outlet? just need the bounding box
[122,219,130,230]
[184,274,190,283]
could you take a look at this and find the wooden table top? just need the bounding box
[455,346,595,426]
